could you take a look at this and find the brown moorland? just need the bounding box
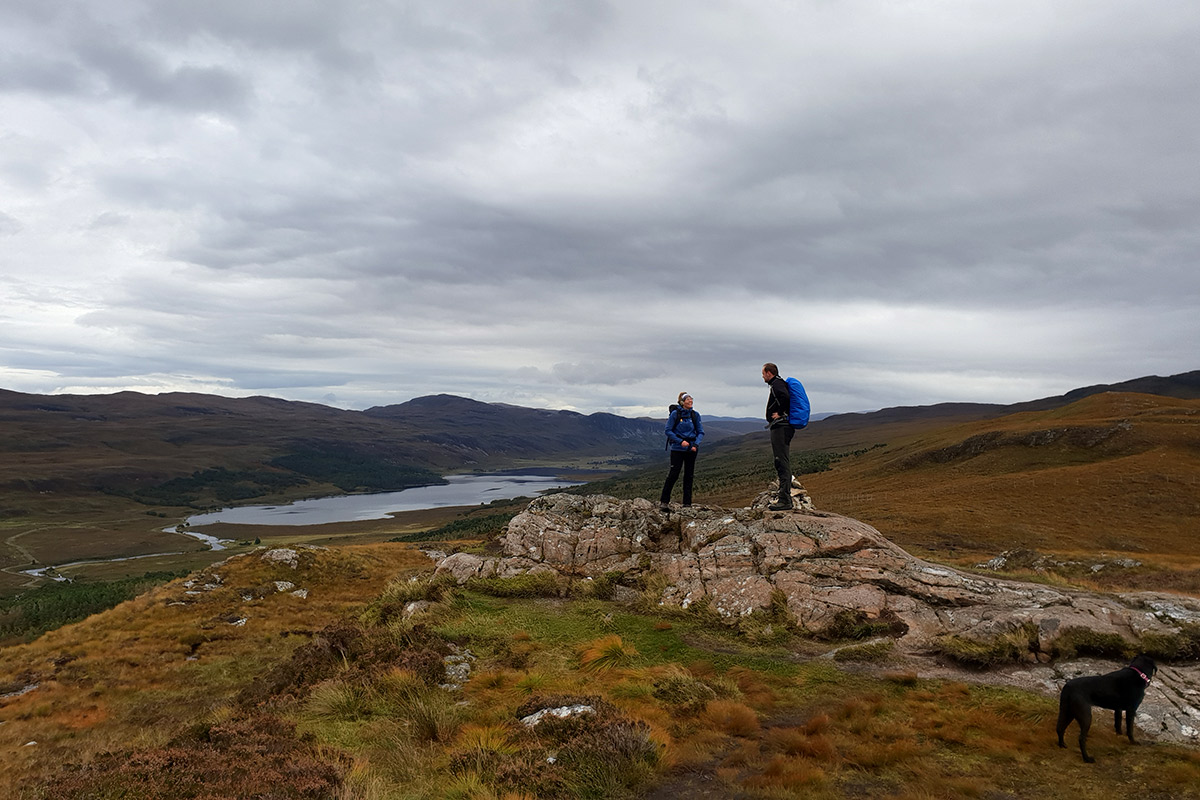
[800,392,1200,588]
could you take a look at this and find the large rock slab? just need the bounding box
[435,493,1200,650]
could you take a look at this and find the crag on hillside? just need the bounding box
[437,490,1200,647]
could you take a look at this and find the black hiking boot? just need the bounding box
[767,498,793,511]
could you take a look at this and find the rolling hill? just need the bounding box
[0,390,669,510]
[801,391,1200,565]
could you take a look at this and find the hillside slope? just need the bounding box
[794,368,1200,452]
[4,538,1200,799]
[802,392,1200,566]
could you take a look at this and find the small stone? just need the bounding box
[262,548,300,569]
[520,705,596,727]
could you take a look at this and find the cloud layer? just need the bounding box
[2,1,1198,417]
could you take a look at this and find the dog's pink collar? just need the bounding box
[1129,666,1151,684]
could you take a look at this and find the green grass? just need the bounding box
[441,593,803,676]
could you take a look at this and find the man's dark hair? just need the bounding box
[762,362,779,377]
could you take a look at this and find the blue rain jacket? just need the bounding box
[665,407,704,452]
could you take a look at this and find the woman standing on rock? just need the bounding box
[660,392,704,510]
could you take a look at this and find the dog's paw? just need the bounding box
[1084,756,1095,764]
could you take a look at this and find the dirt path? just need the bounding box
[1,525,53,590]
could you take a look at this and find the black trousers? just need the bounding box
[770,423,795,502]
[660,449,697,505]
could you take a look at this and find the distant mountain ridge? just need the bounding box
[0,389,665,509]
[796,369,1200,451]
[2,369,1197,510]
[364,394,659,449]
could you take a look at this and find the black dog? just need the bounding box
[1056,654,1156,763]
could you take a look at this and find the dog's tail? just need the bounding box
[1055,690,1073,744]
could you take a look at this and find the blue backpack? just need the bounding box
[785,377,811,428]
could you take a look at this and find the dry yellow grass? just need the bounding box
[704,699,761,737]
[0,542,427,792]
[576,634,638,673]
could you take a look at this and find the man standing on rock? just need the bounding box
[762,362,794,510]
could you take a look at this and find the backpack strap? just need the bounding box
[671,409,696,431]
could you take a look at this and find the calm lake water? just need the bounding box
[182,473,583,527]
[19,475,582,579]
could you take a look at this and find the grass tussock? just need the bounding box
[704,699,761,737]
[1140,623,1200,662]
[1049,626,1135,660]
[361,572,458,626]
[933,623,1039,669]
[815,609,903,642]
[466,571,562,598]
[450,723,519,775]
[577,635,638,673]
[390,682,466,744]
[305,679,375,721]
[651,665,718,715]
[588,570,626,601]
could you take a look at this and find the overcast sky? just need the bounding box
[2,1,1198,418]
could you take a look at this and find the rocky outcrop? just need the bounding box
[435,490,1200,651]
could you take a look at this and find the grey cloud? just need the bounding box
[0,55,91,95]
[76,39,250,114]
[87,212,131,229]
[146,0,354,51]
[551,362,663,386]
[0,134,65,191]
[144,0,376,80]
